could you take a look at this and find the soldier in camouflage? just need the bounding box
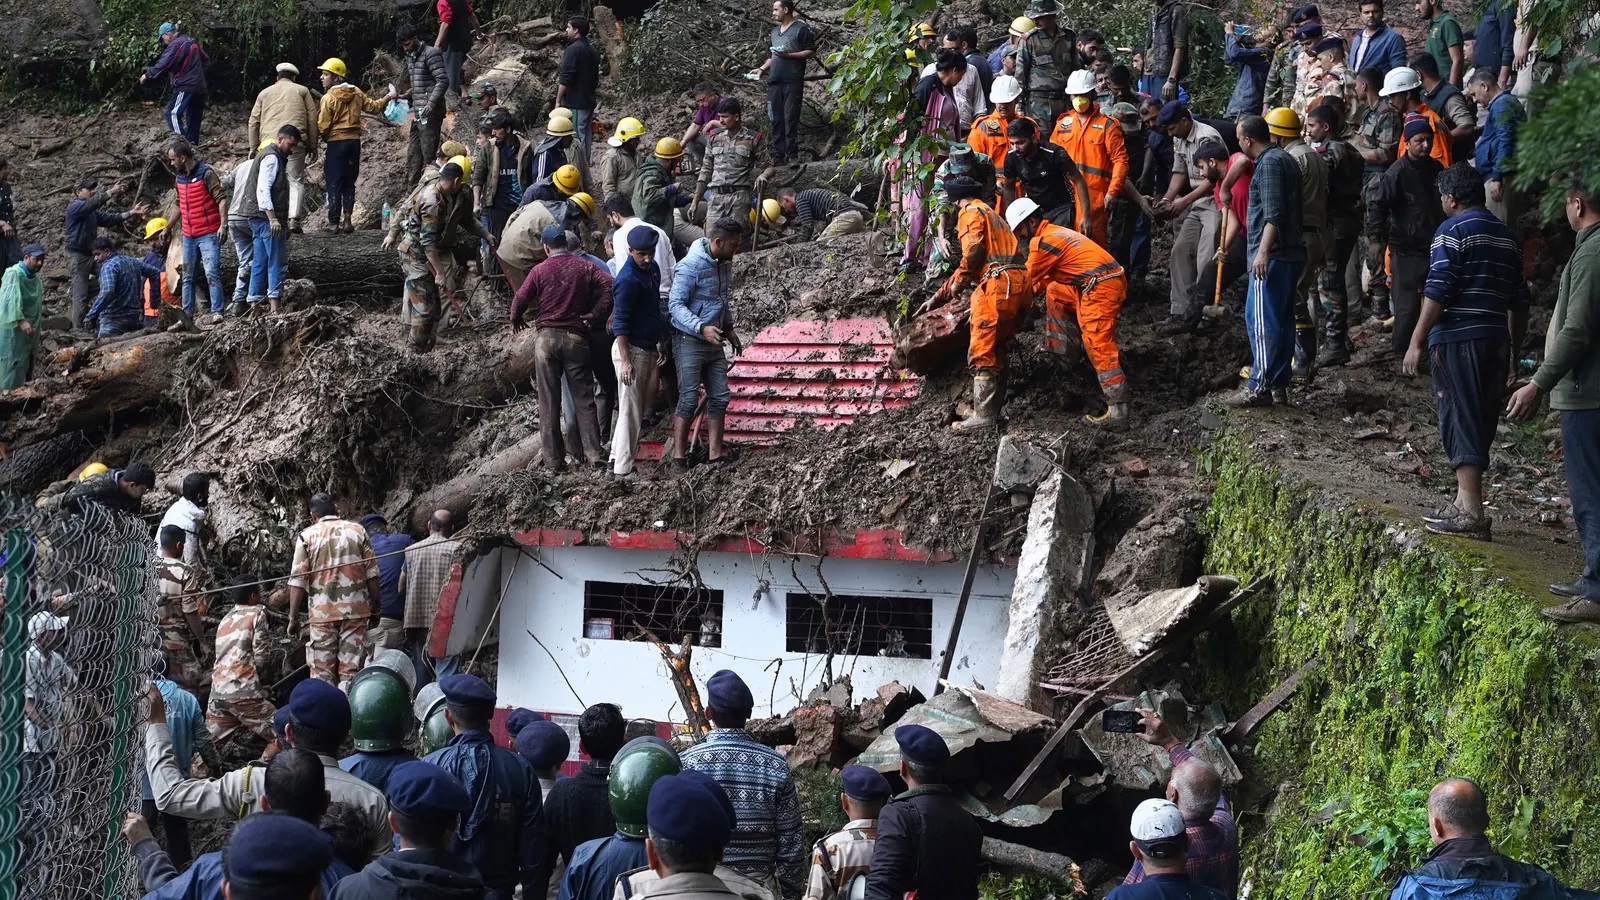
[695,98,767,234]
[395,161,494,352]
[156,524,209,696]
[803,765,891,900]
[286,493,381,692]
[1017,0,1078,125]
[206,575,278,746]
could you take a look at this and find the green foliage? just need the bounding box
[1196,434,1600,897]
[793,766,848,841]
[92,0,298,89]
[825,0,942,192]
[1513,59,1600,222]
[977,873,1061,900]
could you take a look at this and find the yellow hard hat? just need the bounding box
[79,462,108,482]
[905,48,919,63]
[614,117,646,143]
[317,57,347,78]
[553,165,582,195]
[1009,16,1036,37]
[258,139,274,151]
[549,106,574,120]
[654,137,685,160]
[759,198,784,226]
[569,192,595,217]
[909,22,936,40]
[1265,106,1302,137]
[546,116,575,137]
[447,154,473,178]
[144,217,169,239]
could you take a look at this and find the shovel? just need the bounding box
[1201,215,1230,321]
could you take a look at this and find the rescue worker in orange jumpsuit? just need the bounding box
[926,175,1031,432]
[1048,69,1129,248]
[1008,196,1131,429]
[967,74,1035,212]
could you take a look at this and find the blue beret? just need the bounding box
[840,764,892,801]
[387,761,472,817]
[627,225,657,251]
[287,678,351,734]
[1294,21,1324,41]
[895,724,950,765]
[677,769,737,826]
[505,708,545,736]
[517,720,571,769]
[440,674,496,709]
[540,223,567,246]
[224,813,333,885]
[647,773,732,845]
[273,706,292,740]
[1311,35,1344,54]
[706,669,753,714]
[1154,101,1190,128]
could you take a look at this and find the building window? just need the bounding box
[582,581,724,647]
[785,594,934,659]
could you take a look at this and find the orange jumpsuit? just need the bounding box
[1396,105,1454,167]
[948,200,1030,371]
[1049,108,1129,248]
[967,110,1037,211]
[1026,222,1128,401]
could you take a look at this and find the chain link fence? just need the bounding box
[0,494,157,900]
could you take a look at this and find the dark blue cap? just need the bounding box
[1311,35,1344,54]
[895,724,950,765]
[1294,21,1324,41]
[1291,3,1320,23]
[358,513,387,529]
[287,678,351,734]
[21,244,46,258]
[224,812,334,885]
[678,768,737,826]
[627,225,657,251]
[647,773,732,845]
[840,764,892,801]
[505,708,545,736]
[1154,100,1190,128]
[273,706,292,740]
[517,720,571,769]
[440,674,497,709]
[706,669,753,714]
[541,223,568,246]
[387,760,472,817]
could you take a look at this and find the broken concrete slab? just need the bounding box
[1101,575,1240,657]
[787,704,846,769]
[995,470,1095,709]
[993,435,1059,494]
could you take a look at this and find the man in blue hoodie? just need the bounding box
[611,225,663,480]
[142,23,209,143]
[667,218,745,472]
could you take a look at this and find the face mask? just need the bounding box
[1072,96,1093,113]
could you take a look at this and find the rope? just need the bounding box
[181,528,472,599]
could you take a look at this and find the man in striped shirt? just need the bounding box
[777,187,867,241]
[1405,164,1528,540]
[680,670,805,899]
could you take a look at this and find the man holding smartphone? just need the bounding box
[1123,709,1240,897]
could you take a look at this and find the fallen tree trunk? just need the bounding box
[981,837,1086,894]
[408,432,543,532]
[214,231,404,298]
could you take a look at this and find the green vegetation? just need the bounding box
[977,873,1059,900]
[825,0,941,195]
[1196,434,1600,896]
[92,0,299,89]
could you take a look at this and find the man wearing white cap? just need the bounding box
[25,612,75,773]
[248,63,320,233]
[1107,799,1227,899]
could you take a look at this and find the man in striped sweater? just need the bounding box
[1404,163,1528,540]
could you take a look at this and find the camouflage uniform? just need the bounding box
[156,557,208,695]
[397,181,492,351]
[803,820,877,900]
[1263,43,1300,112]
[697,125,763,230]
[287,515,379,692]
[206,605,277,743]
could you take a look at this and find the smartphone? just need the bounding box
[1102,709,1144,733]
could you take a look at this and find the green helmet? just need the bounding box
[413,682,454,756]
[349,666,412,752]
[608,738,682,837]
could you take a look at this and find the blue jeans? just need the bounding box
[1563,409,1600,599]
[1244,258,1304,392]
[672,329,731,420]
[229,222,253,304]
[1137,76,1189,103]
[181,232,223,315]
[97,314,143,338]
[247,218,286,302]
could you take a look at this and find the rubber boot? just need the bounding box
[1085,402,1130,431]
[952,372,1000,432]
[1292,325,1318,384]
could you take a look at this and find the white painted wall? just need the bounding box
[482,545,1015,721]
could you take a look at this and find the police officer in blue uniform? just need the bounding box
[863,725,982,900]
[559,735,681,900]
[329,760,487,899]
[637,774,743,900]
[424,674,550,900]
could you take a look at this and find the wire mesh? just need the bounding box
[0,494,158,900]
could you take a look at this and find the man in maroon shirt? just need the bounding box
[1123,708,1240,897]
[511,223,614,471]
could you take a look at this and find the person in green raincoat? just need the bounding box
[0,242,45,389]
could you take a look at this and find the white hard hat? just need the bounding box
[990,74,1023,105]
[1005,197,1041,232]
[29,611,68,640]
[1378,67,1421,97]
[1065,69,1097,97]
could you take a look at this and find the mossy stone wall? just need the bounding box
[1195,436,1600,895]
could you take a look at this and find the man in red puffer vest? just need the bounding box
[167,141,227,325]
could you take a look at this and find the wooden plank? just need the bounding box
[1221,656,1319,744]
